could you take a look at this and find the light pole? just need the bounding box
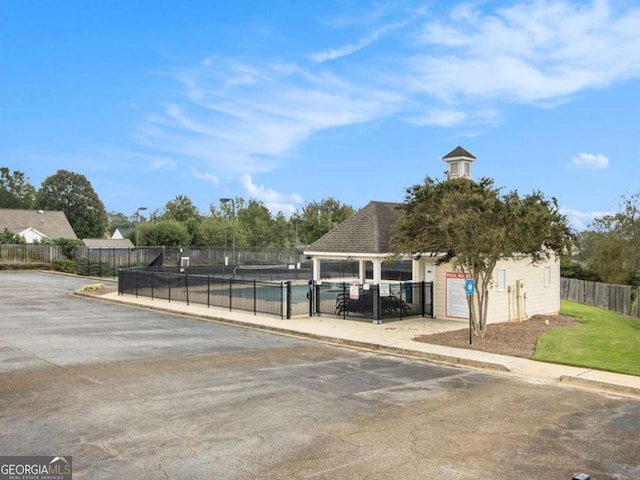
[134,206,147,247]
[220,198,236,264]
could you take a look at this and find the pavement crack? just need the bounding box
[158,463,170,479]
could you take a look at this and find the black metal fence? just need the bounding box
[311,281,433,323]
[118,267,432,323]
[119,267,300,319]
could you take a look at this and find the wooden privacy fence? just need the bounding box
[561,277,640,319]
[0,244,65,263]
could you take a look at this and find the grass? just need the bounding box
[533,300,640,376]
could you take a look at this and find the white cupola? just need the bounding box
[442,146,476,180]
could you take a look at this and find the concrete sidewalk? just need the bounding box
[84,290,640,400]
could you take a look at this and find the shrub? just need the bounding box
[52,260,78,274]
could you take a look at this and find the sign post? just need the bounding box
[465,279,475,345]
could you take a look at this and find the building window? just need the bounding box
[464,162,470,175]
[544,266,552,287]
[450,162,459,175]
[497,269,506,292]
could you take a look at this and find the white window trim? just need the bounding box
[544,266,552,287]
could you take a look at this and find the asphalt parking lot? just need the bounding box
[1,272,639,479]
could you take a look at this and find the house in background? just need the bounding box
[0,209,77,243]
[82,238,134,249]
[304,147,561,324]
[111,227,133,241]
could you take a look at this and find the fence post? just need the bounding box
[185,273,189,306]
[151,270,154,300]
[135,270,139,298]
[315,282,321,316]
[207,275,211,308]
[420,281,425,317]
[168,274,172,303]
[342,283,347,320]
[373,284,380,324]
[229,278,233,311]
[253,280,257,315]
[286,281,292,320]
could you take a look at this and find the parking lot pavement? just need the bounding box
[1,272,639,479]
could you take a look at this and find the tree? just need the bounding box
[0,228,25,244]
[137,219,190,247]
[162,195,201,223]
[0,167,36,209]
[237,200,275,248]
[393,177,573,336]
[586,193,640,286]
[107,211,133,236]
[34,170,108,239]
[296,198,355,245]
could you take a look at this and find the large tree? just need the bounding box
[393,177,572,336]
[585,193,640,286]
[137,219,191,247]
[295,198,355,245]
[34,170,108,239]
[0,167,36,209]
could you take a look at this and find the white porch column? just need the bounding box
[358,259,365,283]
[312,257,321,281]
[372,260,382,284]
[412,258,421,282]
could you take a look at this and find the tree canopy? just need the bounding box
[582,193,640,286]
[295,198,355,245]
[34,170,109,239]
[393,176,573,336]
[0,167,36,209]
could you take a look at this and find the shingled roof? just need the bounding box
[83,238,134,248]
[0,209,77,240]
[442,145,476,159]
[306,201,403,254]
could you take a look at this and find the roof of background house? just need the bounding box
[0,209,78,240]
[83,238,134,248]
[111,226,134,239]
[305,201,403,254]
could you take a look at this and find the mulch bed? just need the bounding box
[413,315,580,358]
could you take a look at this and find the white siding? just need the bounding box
[431,255,560,324]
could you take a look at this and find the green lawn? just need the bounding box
[533,300,640,376]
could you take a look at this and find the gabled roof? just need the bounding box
[0,209,77,240]
[305,201,403,254]
[111,227,133,240]
[442,146,476,160]
[83,238,134,248]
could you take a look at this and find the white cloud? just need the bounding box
[411,0,640,104]
[135,1,640,190]
[190,168,219,186]
[241,174,302,217]
[571,153,609,170]
[561,207,610,231]
[406,109,467,127]
[138,62,404,177]
[311,21,407,63]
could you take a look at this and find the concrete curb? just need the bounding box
[559,375,640,398]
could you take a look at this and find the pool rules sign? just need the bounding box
[446,272,471,318]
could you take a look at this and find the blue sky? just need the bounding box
[2,0,639,231]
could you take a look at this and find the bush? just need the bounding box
[52,260,78,274]
[76,259,116,277]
